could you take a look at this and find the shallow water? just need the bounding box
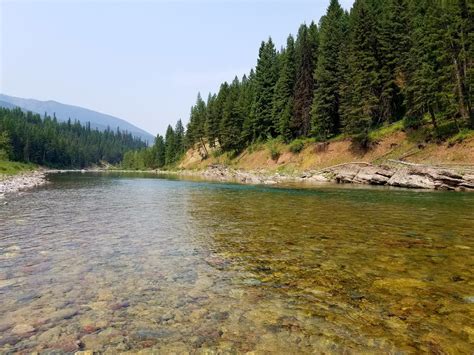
[1,172,473,353]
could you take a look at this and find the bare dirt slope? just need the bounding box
[179,132,474,173]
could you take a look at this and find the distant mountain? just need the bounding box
[0,94,155,144]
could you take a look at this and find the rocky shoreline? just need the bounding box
[0,170,49,197]
[167,163,474,191]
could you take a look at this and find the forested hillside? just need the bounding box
[122,0,473,170]
[185,0,472,151]
[0,108,146,168]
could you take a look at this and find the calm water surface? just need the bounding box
[1,172,473,353]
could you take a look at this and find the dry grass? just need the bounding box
[179,130,474,173]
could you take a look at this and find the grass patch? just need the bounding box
[369,120,404,141]
[0,160,37,176]
[447,129,474,146]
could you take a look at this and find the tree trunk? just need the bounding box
[429,106,438,129]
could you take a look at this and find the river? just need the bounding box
[1,172,473,353]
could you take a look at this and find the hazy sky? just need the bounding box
[1,0,354,136]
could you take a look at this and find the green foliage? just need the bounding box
[0,108,145,168]
[288,139,305,154]
[273,35,296,142]
[0,160,36,175]
[0,130,12,161]
[311,0,345,139]
[433,121,460,141]
[447,129,474,146]
[124,0,473,166]
[369,120,404,141]
[269,144,281,161]
[252,39,279,140]
[292,23,319,137]
[122,119,186,170]
[403,116,423,131]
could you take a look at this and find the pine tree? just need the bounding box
[219,76,244,151]
[341,0,381,137]
[405,0,455,129]
[153,134,166,168]
[272,35,296,141]
[293,23,318,137]
[174,119,185,157]
[241,69,256,144]
[164,125,176,165]
[311,0,345,139]
[205,93,219,147]
[252,38,278,140]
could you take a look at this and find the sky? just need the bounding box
[0,0,354,137]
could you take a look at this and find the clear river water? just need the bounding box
[1,172,473,354]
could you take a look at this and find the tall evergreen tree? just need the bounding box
[272,35,296,141]
[153,134,166,168]
[341,0,381,136]
[174,119,185,156]
[252,38,278,140]
[311,0,345,139]
[219,77,244,151]
[164,125,176,165]
[293,23,319,137]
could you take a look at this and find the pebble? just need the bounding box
[0,171,48,194]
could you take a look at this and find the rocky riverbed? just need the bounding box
[170,163,474,191]
[0,170,48,197]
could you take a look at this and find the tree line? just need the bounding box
[183,0,472,154]
[0,108,146,168]
[121,120,186,169]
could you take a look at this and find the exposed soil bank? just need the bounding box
[0,170,49,197]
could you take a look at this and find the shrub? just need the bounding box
[434,121,459,141]
[350,132,373,151]
[289,139,305,154]
[270,146,281,161]
[403,116,423,130]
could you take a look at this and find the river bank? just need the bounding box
[158,162,474,191]
[0,170,49,197]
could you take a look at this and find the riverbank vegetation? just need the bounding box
[121,0,473,172]
[185,0,472,152]
[0,108,146,168]
[0,160,36,176]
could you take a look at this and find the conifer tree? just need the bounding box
[205,93,219,147]
[311,0,345,139]
[220,77,244,151]
[272,35,296,141]
[153,134,165,168]
[252,38,278,140]
[341,0,380,137]
[293,23,318,137]
[164,125,176,165]
[174,119,185,157]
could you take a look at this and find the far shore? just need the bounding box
[2,160,473,198]
[63,161,474,192]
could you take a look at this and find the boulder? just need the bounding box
[387,169,436,189]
